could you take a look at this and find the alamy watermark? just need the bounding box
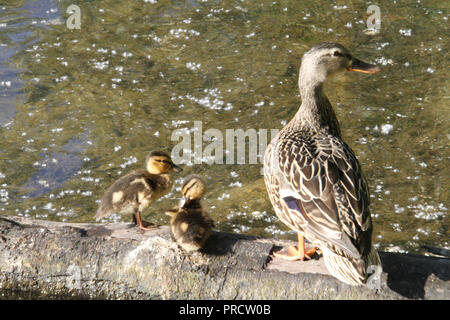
[171,121,279,167]
[365,5,381,34]
[66,4,81,30]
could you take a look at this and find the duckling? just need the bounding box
[264,43,382,285]
[95,151,182,231]
[166,175,214,252]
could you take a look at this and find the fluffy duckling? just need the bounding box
[95,151,182,230]
[166,175,214,252]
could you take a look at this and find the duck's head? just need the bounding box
[299,42,380,87]
[145,151,182,174]
[179,174,205,207]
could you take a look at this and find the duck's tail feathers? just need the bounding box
[322,245,381,286]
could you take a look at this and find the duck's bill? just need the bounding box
[172,164,183,172]
[347,59,380,74]
[179,196,187,208]
[165,209,177,216]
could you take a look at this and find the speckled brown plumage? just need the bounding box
[264,43,381,285]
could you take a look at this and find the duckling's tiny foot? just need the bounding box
[134,211,159,231]
[138,220,159,231]
[138,224,159,231]
[273,246,310,261]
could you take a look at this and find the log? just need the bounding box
[0,215,448,300]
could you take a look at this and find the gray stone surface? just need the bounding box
[0,215,448,299]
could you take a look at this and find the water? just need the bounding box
[0,0,448,255]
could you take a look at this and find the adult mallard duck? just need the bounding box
[263,42,382,286]
[95,151,182,230]
[166,175,214,252]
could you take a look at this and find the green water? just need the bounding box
[0,0,448,255]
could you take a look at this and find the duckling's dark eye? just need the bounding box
[333,51,343,57]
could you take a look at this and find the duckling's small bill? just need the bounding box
[171,164,183,172]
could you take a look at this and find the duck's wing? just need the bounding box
[277,135,373,259]
[95,170,157,220]
[201,210,215,228]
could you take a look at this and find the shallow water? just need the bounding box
[0,0,448,255]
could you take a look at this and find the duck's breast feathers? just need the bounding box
[276,133,373,258]
[116,169,173,195]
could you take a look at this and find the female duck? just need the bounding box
[166,175,214,252]
[96,151,182,230]
[264,43,382,286]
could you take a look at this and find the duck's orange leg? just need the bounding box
[273,233,317,261]
[134,211,158,231]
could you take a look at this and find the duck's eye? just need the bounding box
[333,51,343,57]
